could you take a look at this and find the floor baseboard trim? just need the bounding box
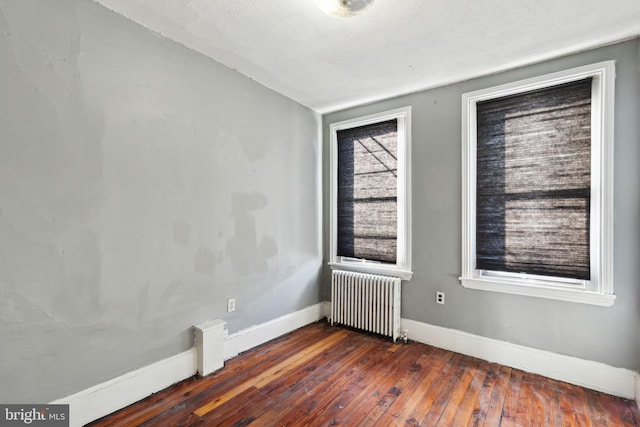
[52,302,325,427]
[323,301,332,319]
[51,348,197,427]
[223,302,325,360]
[401,318,637,399]
[636,373,640,408]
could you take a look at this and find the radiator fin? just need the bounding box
[330,270,401,342]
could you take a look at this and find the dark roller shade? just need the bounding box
[337,119,398,264]
[476,78,592,280]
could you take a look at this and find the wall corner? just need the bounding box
[635,371,640,409]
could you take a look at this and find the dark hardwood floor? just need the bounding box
[89,321,640,426]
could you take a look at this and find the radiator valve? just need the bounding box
[400,329,408,344]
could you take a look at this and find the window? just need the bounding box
[329,107,412,280]
[460,62,615,306]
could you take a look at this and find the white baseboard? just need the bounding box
[401,318,637,399]
[223,302,325,360]
[636,373,640,409]
[52,302,325,427]
[52,303,637,426]
[52,348,197,427]
[323,301,332,319]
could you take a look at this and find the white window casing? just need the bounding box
[329,106,412,280]
[460,61,616,306]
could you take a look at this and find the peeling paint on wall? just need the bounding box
[0,0,321,403]
[225,192,278,275]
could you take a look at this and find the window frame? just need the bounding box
[329,106,412,280]
[460,61,616,306]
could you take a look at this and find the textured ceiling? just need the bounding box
[93,0,640,113]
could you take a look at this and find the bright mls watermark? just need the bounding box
[0,405,68,426]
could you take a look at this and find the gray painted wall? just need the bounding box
[0,0,321,403]
[324,39,640,372]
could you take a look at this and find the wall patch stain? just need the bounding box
[225,192,277,275]
[259,235,277,258]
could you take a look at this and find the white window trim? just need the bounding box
[329,106,412,281]
[460,61,616,306]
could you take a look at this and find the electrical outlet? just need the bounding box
[227,298,236,313]
[223,328,229,338]
[436,291,445,305]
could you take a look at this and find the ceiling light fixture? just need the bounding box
[315,0,376,18]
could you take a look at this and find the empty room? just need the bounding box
[1,0,639,425]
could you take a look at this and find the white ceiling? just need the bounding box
[93,0,640,113]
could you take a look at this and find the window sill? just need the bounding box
[329,262,413,281]
[459,276,615,306]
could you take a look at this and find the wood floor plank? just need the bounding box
[522,372,551,427]
[585,389,615,427]
[88,322,638,427]
[559,379,584,427]
[134,324,345,427]
[115,323,336,427]
[499,367,523,427]
[419,354,478,426]
[559,376,612,427]
[235,333,382,424]
[449,359,490,426]
[544,376,564,427]
[481,365,513,426]
[287,336,403,425]
[399,353,464,425]
[600,392,640,427]
[106,326,325,426]
[514,372,533,427]
[570,379,594,427]
[314,342,435,425]
[199,385,269,426]
[625,401,640,427]
[436,357,486,426]
[95,376,199,427]
[530,373,559,426]
[193,328,349,416]
[465,362,500,427]
[617,400,640,427]
[356,348,435,425]
[371,349,458,426]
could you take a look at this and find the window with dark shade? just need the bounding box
[329,106,412,280]
[475,79,593,280]
[461,61,616,306]
[336,119,398,264]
